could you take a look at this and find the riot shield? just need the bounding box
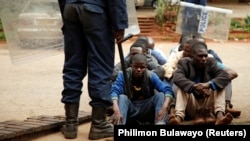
[0,0,63,64]
[175,1,233,41]
[0,0,140,64]
[125,0,140,36]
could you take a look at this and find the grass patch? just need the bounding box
[0,32,6,41]
[0,18,6,41]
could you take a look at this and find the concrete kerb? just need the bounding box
[0,111,91,141]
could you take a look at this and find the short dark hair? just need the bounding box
[179,35,192,44]
[130,41,147,52]
[134,36,150,49]
[191,42,208,55]
[185,38,202,45]
[179,36,193,51]
[131,54,147,64]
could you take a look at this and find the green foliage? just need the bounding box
[0,18,5,41]
[0,32,6,41]
[243,15,250,32]
[0,18,3,31]
[244,15,250,26]
[155,0,181,27]
[230,19,242,29]
[155,0,169,26]
[230,16,250,33]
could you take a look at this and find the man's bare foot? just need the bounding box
[226,102,241,118]
[168,115,182,125]
[215,113,233,125]
[226,108,241,118]
[204,108,216,125]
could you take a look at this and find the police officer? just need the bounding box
[58,0,128,140]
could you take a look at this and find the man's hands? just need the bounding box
[156,108,168,122]
[112,110,123,125]
[193,82,210,98]
[156,96,172,123]
[112,100,123,125]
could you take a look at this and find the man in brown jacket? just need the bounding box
[168,41,233,125]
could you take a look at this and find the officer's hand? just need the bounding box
[114,29,125,43]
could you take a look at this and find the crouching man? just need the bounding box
[169,42,233,125]
[111,54,174,125]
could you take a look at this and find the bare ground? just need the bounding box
[0,39,250,141]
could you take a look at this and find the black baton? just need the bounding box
[117,34,133,98]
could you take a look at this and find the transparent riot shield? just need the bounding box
[175,2,232,41]
[125,0,140,36]
[0,0,63,64]
[0,0,139,64]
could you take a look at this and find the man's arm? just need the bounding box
[223,67,238,80]
[150,73,174,100]
[147,55,166,79]
[112,99,123,125]
[110,72,125,99]
[150,72,174,122]
[173,58,196,93]
[163,51,183,79]
[150,49,167,65]
[110,71,126,125]
[107,0,128,41]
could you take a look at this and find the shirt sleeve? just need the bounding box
[150,73,174,100]
[151,49,167,65]
[110,72,125,100]
[107,0,128,30]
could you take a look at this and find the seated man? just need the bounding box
[169,41,233,125]
[183,38,240,118]
[125,36,167,65]
[110,54,174,125]
[169,35,191,56]
[147,37,167,65]
[112,41,165,82]
[164,38,241,118]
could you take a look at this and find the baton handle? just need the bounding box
[117,34,133,98]
[117,34,134,44]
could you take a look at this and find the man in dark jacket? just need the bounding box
[169,42,233,125]
[58,0,128,140]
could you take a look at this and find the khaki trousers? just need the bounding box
[175,86,225,120]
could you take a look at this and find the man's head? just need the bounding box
[135,36,150,51]
[179,35,192,51]
[191,42,208,68]
[183,39,201,57]
[129,41,147,57]
[131,54,147,79]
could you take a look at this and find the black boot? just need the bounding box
[61,103,79,139]
[88,107,113,140]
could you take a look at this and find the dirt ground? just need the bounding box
[0,39,250,140]
[0,2,249,141]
